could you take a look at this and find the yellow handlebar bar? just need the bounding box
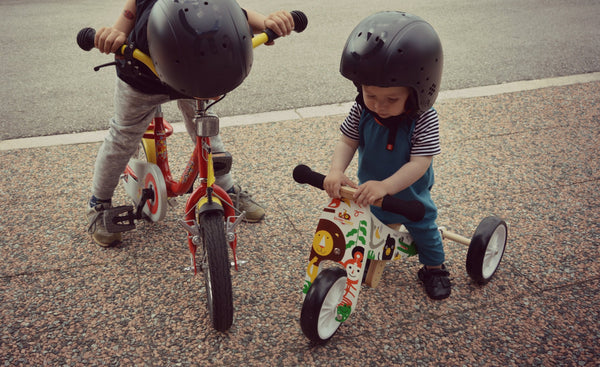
[252,33,270,48]
[119,45,158,77]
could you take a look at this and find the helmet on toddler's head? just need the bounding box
[340,11,443,114]
[147,0,253,98]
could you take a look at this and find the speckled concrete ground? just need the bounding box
[1,82,599,366]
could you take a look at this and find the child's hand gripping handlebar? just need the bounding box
[293,164,426,222]
[251,10,308,48]
[76,27,158,76]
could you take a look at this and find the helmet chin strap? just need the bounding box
[204,94,227,111]
[355,91,415,151]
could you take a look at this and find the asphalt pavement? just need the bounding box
[1,78,599,365]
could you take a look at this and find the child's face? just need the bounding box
[362,85,411,119]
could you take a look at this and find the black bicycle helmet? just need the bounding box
[147,0,253,98]
[340,11,443,114]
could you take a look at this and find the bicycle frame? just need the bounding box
[295,164,507,342]
[184,113,239,273]
[122,100,241,272]
[302,196,418,322]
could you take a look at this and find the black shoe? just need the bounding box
[417,264,451,300]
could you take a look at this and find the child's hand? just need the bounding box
[95,27,128,54]
[324,171,357,199]
[264,10,294,42]
[353,180,389,207]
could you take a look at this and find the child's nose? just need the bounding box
[372,101,381,112]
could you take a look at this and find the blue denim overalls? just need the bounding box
[358,109,445,266]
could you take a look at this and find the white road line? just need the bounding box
[2,72,599,151]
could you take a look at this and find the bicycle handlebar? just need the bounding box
[77,9,307,57]
[293,164,426,222]
[77,27,158,75]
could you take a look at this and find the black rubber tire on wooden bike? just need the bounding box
[466,216,508,285]
[198,211,233,331]
[300,267,347,344]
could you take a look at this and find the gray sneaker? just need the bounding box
[229,184,265,223]
[86,202,122,247]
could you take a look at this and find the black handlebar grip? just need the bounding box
[264,10,308,42]
[380,196,425,222]
[293,164,325,190]
[291,10,308,33]
[77,27,96,51]
[293,164,425,222]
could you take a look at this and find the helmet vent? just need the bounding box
[428,83,437,96]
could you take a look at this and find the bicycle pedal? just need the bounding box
[103,205,136,233]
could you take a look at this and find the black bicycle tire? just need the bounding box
[199,211,233,331]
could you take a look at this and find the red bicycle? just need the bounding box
[77,10,307,331]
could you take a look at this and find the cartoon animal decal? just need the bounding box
[305,219,346,289]
[382,234,395,260]
[336,247,364,322]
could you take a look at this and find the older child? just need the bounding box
[323,11,450,300]
[86,0,294,247]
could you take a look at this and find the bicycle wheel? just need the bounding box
[300,267,347,344]
[198,211,233,331]
[466,216,508,285]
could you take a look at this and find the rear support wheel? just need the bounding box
[466,216,508,284]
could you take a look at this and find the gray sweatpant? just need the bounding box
[91,78,233,200]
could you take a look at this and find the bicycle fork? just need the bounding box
[180,101,245,273]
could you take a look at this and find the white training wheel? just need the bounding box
[122,159,168,222]
[465,216,507,284]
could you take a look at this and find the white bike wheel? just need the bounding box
[466,216,508,284]
[300,267,347,344]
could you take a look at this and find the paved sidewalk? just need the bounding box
[1,82,599,366]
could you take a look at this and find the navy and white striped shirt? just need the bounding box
[340,102,441,156]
